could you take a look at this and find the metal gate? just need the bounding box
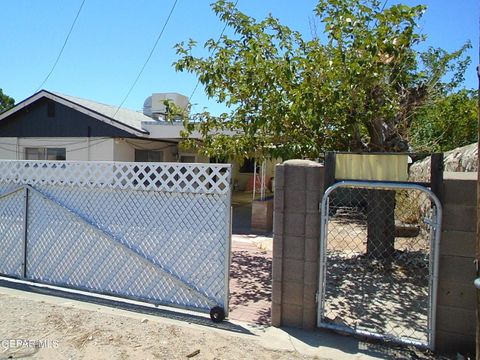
[0,160,231,319]
[317,181,441,349]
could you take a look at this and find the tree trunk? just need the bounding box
[367,189,396,259]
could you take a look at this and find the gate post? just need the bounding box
[272,160,325,329]
[22,187,29,278]
[436,175,477,353]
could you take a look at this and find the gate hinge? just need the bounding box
[315,291,319,303]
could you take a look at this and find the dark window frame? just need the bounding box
[25,147,66,161]
[239,158,256,173]
[134,149,164,162]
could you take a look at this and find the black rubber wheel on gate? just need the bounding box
[209,306,225,323]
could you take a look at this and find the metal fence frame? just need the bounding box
[0,160,232,319]
[317,180,442,350]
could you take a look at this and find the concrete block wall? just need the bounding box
[271,160,324,329]
[435,176,477,354]
[271,161,477,355]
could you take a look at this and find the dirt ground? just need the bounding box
[0,290,318,360]
[323,214,431,344]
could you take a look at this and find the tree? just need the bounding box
[409,89,477,152]
[173,0,471,160]
[174,0,472,260]
[0,89,14,113]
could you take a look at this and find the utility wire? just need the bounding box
[0,138,111,156]
[36,0,87,92]
[113,0,179,118]
[189,0,239,103]
[380,0,388,11]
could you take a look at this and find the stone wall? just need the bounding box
[410,142,478,182]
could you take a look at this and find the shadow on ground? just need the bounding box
[322,195,432,345]
[229,249,272,326]
[0,278,252,335]
[232,204,252,235]
[284,327,434,360]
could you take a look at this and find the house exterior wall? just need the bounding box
[0,137,115,161]
[0,137,191,163]
[0,138,19,160]
[117,139,180,162]
[113,138,135,162]
[178,150,209,163]
[0,137,204,164]
[232,159,280,191]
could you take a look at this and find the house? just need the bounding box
[0,90,276,191]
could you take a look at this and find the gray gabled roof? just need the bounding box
[52,92,153,133]
[0,90,151,137]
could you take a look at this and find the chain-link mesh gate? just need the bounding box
[317,181,441,349]
[0,160,232,320]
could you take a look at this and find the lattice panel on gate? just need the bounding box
[0,185,25,278]
[0,160,232,315]
[26,190,219,310]
[318,181,441,349]
[0,161,230,194]
[27,185,229,309]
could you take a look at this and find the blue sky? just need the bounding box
[0,0,478,116]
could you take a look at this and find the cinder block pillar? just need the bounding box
[272,159,324,329]
[435,177,476,354]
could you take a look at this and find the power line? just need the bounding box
[380,0,388,11]
[0,138,111,155]
[113,0,179,118]
[189,0,240,103]
[35,0,87,92]
[7,137,110,146]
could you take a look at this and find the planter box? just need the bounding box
[251,197,274,233]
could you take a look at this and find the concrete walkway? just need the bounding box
[229,235,272,325]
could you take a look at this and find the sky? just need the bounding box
[0,0,478,116]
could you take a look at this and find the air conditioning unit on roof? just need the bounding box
[143,92,189,119]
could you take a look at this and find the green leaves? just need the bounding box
[409,89,477,152]
[0,89,14,113]
[173,0,472,159]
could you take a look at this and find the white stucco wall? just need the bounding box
[114,139,179,162]
[0,137,189,163]
[0,137,115,161]
[0,138,271,191]
[112,138,134,162]
[0,138,18,160]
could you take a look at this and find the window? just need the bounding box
[135,149,164,162]
[239,158,256,173]
[179,155,196,163]
[209,156,228,163]
[25,147,66,161]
